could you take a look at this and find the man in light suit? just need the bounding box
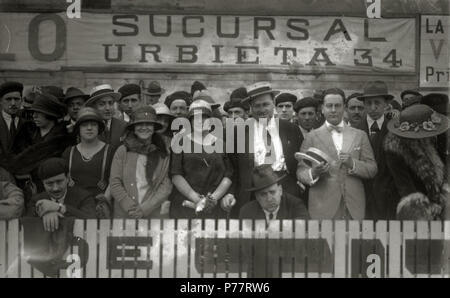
[296,88,377,220]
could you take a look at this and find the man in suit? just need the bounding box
[85,84,127,148]
[297,88,377,220]
[230,82,303,218]
[239,165,309,222]
[0,82,26,161]
[27,158,96,232]
[345,92,365,128]
[355,81,396,220]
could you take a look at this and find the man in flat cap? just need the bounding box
[117,83,142,123]
[275,92,296,122]
[27,158,96,232]
[0,81,26,161]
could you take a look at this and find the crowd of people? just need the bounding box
[0,79,449,231]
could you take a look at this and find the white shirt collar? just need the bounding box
[325,120,345,128]
[263,206,280,221]
[367,115,384,130]
[2,110,12,121]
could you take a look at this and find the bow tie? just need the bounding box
[327,125,343,133]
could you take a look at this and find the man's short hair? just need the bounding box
[323,88,346,103]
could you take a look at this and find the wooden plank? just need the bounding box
[215,219,227,278]
[110,219,124,278]
[227,220,240,278]
[202,219,216,278]
[161,219,175,277]
[123,219,136,278]
[19,222,32,278]
[402,221,415,278]
[136,220,149,278]
[189,219,202,278]
[294,220,306,278]
[6,219,19,277]
[388,221,402,278]
[320,220,333,278]
[443,221,450,278]
[175,219,189,278]
[361,220,381,278]
[98,220,111,278]
[240,219,252,278]
[267,220,280,278]
[65,219,85,279]
[253,220,267,278]
[348,221,361,278]
[149,220,161,278]
[85,220,98,278]
[306,220,319,278]
[416,221,430,278]
[429,221,443,278]
[333,221,346,278]
[375,221,388,278]
[0,221,7,278]
[281,220,294,278]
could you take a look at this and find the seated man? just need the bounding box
[239,165,309,222]
[0,180,24,219]
[27,157,96,232]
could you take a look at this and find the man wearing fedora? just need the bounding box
[230,82,303,217]
[297,88,377,220]
[117,83,143,123]
[86,84,127,148]
[62,87,89,133]
[355,81,396,219]
[239,165,309,222]
[0,81,26,163]
[143,81,165,106]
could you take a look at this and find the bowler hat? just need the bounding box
[294,97,317,113]
[295,147,332,168]
[275,93,297,106]
[357,81,394,101]
[246,165,286,192]
[30,93,66,118]
[38,158,68,181]
[243,82,280,105]
[85,84,121,107]
[224,87,249,112]
[143,81,165,96]
[118,83,141,100]
[74,107,105,134]
[0,81,23,98]
[127,106,162,131]
[64,87,89,104]
[387,104,449,139]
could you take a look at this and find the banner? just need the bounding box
[0,13,416,73]
[420,15,450,88]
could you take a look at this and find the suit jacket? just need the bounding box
[297,123,377,219]
[27,185,97,218]
[0,112,25,159]
[239,192,309,220]
[100,118,127,148]
[355,118,394,220]
[229,118,303,216]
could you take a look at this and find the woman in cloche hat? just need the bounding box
[383,104,450,220]
[110,106,172,219]
[62,107,115,218]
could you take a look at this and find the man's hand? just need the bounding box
[36,199,60,217]
[221,194,236,212]
[339,153,354,169]
[189,191,203,204]
[42,212,64,232]
[311,162,330,178]
[128,205,144,219]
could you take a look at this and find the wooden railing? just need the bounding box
[1,219,449,278]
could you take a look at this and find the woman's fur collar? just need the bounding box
[123,130,168,156]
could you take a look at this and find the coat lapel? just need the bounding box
[341,125,357,154]
[0,114,10,152]
[317,125,338,158]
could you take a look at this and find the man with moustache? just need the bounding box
[0,82,26,161]
[85,84,127,148]
[229,82,302,218]
[345,92,365,127]
[297,88,377,220]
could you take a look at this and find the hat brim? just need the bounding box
[143,88,165,96]
[387,115,450,139]
[127,120,163,131]
[85,92,121,106]
[357,94,394,101]
[242,90,281,105]
[29,107,62,118]
[246,173,287,192]
[74,116,105,134]
[294,152,328,168]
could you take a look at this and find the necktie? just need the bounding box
[269,213,274,220]
[263,127,276,165]
[327,125,343,133]
[370,121,380,140]
[9,115,17,138]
